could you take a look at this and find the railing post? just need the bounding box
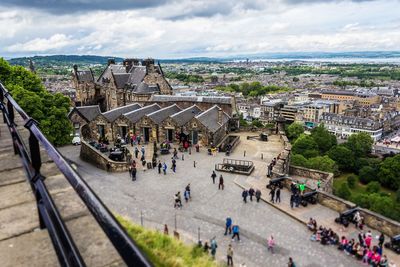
[27,120,42,174]
[7,99,14,125]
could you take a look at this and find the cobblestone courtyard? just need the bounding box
[60,133,362,267]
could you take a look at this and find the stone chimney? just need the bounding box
[107,58,116,66]
[123,58,140,72]
[218,107,223,125]
[142,58,155,73]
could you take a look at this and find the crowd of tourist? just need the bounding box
[307,217,396,267]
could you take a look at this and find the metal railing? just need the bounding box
[0,82,152,267]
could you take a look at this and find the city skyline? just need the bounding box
[0,0,400,58]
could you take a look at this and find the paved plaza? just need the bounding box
[60,132,365,267]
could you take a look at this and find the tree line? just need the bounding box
[287,122,400,221]
[215,82,292,97]
[0,58,72,146]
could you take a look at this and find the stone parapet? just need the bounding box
[279,176,400,237]
[80,141,129,172]
[289,165,334,193]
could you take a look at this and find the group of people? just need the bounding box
[241,188,262,203]
[268,186,281,203]
[224,217,241,241]
[211,171,225,190]
[174,184,191,208]
[289,181,306,208]
[308,218,395,267]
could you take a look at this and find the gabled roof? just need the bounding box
[123,103,161,124]
[112,73,130,89]
[195,105,230,133]
[102,103,142,122]
[134,82,160,94]
[147,104,182,125]
[97,64,127,84]
[171,105,203,127]
[127,66,147,86]
[69,105,101,122]
[75,70,94,83]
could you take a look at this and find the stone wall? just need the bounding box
[271,131,291,177]
[289,165,334,193]
[280,177,400,237]
[80,141,129,172]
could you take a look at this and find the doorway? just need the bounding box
[119,126,127,138]
[143,127,150,143]
[191,130,198,145]
[167,129,174,142]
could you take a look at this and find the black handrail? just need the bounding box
[0,82,152,267]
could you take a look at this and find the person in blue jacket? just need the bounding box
[224,217,232,235]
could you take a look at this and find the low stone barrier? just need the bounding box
[80,141,129,172]
[279,176,400,237]
[289,165,334,193]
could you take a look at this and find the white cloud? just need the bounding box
[1,0,400,58]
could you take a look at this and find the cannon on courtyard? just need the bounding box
[247,132,268,142]
[109,150,125,162]
[300,191,318,207]
[334,207,359,227]
[266,176,288,189]
[215,158,254,175]
[384,234,400,254]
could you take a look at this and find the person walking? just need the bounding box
[211,171,217,184]
[290,194,294,208]
[164,224,169,235]
[242,189,248,203]
[288,257,296,267]
[141,158,146,171]
[248,188,255,201]
[227,244,233,266]
[275,188,281,203]
[134,147,139,158]
[255,189,262,202]
[224,217,232,235]
[267,235,275,254]
[173,148,178,159]
[219,175,224,190]
[163,162,167,175]
[269,187,275,203]
[131,167,137,181]
[378,233,385,247]
[171,158,176,173]
[232,225,240,241]
[141,145,145,157]
[157,161,162,174]
[210,237,218,259]
[185,184,191,199]
[184,189,190,203]
[128,166,132,179]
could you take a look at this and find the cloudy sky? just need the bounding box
[1,0,399,58]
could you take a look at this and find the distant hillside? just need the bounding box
[8,55,124,67]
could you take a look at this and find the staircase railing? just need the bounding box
[0,82,152,267]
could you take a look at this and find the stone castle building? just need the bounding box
[72,58,173,111]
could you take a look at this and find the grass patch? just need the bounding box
[116,215,220,267]
[333,173,396,202]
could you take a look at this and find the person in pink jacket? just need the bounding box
[268,235,275,254]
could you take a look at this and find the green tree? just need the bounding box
[358,166,377,184]
[345,132,373,157]
[327,145,355,171]
[251,119,263,128]
[292,134,319,158]
[347,174,357,189]
[291,154,308,167]
[366,181,380,193]
[310,124,337,153]
[287,122,304,140]
[336,182,352,200]
[0,58,72,146]
[307,155,338,174]
[378,154,400,190]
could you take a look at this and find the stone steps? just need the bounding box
[0,111,126,266]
